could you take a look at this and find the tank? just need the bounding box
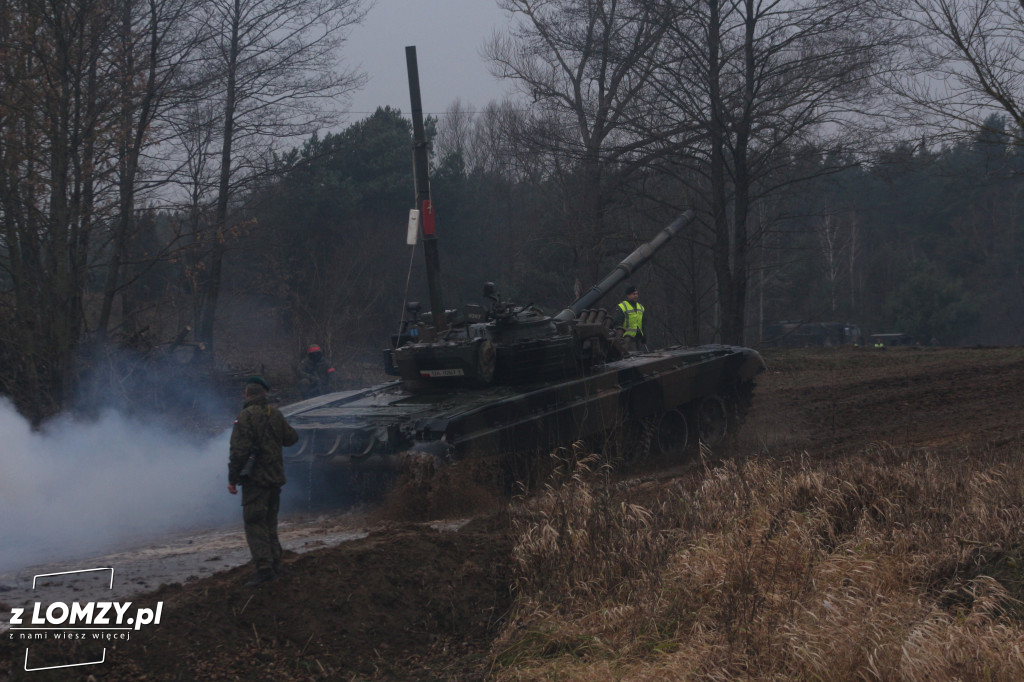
[279,47,765,500]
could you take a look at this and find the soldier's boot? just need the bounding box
[244,568,276,587]
[273,561,291,576]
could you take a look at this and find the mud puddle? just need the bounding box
[0,509,468,629]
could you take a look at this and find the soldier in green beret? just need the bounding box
[227,376,299,586]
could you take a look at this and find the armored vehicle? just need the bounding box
[762,321,865,348]
[279,47,765,499]
[281,215,765,491]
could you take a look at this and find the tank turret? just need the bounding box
[387,212,696,391]
[386,49,702,392]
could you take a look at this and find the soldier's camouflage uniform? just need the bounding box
[296,355,335,398]
[228,396,299,574]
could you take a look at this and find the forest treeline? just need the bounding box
[2,0,1023,423]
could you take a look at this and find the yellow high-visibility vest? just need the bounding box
[618,300,645,337]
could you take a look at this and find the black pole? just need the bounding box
[405,46,446,333]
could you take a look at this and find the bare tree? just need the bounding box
[95,0,208,341]
[892,0,1024,140]
[0,0,123,421]
[435,99,476,169]
[0,0,369,418]
[648,0,900,343]
[187,0,370,351]
[486,0,672,282]
[815,211,855,314]
[173,99,220,330]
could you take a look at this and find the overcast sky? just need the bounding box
[342,0,514,119]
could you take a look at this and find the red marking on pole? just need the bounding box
[421,200,435,236]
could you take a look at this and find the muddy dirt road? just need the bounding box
[0,512,377,624]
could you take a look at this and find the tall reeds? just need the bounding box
[491,443,1024,680]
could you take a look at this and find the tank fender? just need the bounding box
[733,347,767,381]
[417,415,453,440]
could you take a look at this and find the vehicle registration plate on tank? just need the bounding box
[420,368,464,377]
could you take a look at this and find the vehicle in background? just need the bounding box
[762,321,864,348]
[869,333,916,348]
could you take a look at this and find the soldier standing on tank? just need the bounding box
[296,344,336,398]
[228,376,299,586]
[613,285,647,351]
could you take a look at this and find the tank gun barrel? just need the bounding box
[554,210,695,322]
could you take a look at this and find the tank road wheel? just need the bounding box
[697,394,729,446]
[655,409,690,456]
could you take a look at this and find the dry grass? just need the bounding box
[490,442,1024,680]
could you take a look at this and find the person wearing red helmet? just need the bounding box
[295,344,336,398]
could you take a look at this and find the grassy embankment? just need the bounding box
[491,349,1024,680]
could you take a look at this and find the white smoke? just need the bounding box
[0,398,239,573]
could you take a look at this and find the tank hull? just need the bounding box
[281,344,765,477]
